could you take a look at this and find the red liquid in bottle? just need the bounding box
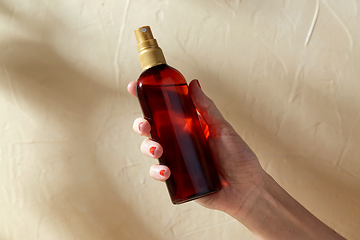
[137,64,222,204]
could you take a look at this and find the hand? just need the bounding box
[128,79,346,239]
[127,79,266,217]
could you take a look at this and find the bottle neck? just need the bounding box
[137,39,166,70]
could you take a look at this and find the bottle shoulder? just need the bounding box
[137,64,187,86]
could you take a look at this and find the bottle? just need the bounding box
[134,26,222,204]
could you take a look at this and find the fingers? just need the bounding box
[150,164,170,181]
[134,122,169,181]
[133,117,162,160]
[129,82,170,182]
[189,80,233,136]
[127,81,137,97]
[189,80,225,126]
[133,117,151,137]
[140,138,163,158]
[140,139,169,181]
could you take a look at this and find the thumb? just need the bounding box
[189,80,235,136]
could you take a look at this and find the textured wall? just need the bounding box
[0,0,359,239]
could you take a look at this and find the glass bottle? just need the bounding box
[134,26,221,204]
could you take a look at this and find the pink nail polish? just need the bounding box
[138,122,143,131]
[149,146,156,155]
[159,169,165,176]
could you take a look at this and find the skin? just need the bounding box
[128,79,346,240]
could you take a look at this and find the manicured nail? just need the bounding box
[159,169,165,176]
[138,122,143,131]
[149,146,156,155]
[196,80,201,89]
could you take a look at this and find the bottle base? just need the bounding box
[172,187,222,205]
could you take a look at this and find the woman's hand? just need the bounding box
[128,79,346,240]
[127,79,266,217]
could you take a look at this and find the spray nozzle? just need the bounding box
[134,26,166,70]
[134,26,154,44]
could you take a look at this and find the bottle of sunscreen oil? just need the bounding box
[134,26,221,204]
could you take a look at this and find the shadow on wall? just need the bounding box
[1,1,359,239]
[0,2,157,240]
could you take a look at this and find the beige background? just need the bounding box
[0,0,359,239]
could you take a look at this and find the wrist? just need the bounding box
[230,172,307,239]
[223,169,269,221]
[228,171,273,224]
[229,172,345,240]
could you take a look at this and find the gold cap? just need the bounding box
[134,26,166,70]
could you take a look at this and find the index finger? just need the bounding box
[127,81,137,97]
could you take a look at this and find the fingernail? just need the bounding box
[196,80,201,89]
[138,122,143,131]
[159,169,165,176]
[149,146,156,155]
